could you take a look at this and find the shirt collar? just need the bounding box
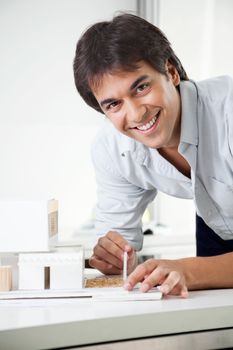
[119,132,136,154]
[117,131,151,166]
[179,80,198,146]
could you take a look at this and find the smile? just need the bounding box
[136,111,160,132]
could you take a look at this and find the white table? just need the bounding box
[0,289,233,350]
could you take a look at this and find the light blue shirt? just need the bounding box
[91,76,233,250]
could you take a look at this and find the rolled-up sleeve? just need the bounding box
[91,140,157,251]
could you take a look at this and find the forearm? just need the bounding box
[179,252,233,290]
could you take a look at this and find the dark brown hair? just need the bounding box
[73,13,188,114]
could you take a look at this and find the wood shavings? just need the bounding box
[85,275,123,288]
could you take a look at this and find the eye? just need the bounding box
[136,83,150,93]
[106,101,120,110]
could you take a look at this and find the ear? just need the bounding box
[166,60,180,86]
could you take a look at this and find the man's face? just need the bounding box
[92,61,181,149]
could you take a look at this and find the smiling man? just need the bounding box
[73,14,233,297]
[94,61,181,150]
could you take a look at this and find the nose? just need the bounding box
[125,100,148,125]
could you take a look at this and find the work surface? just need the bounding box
[0,288,233,350]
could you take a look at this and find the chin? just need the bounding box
[139,140,159,149]
[147,143,160,149]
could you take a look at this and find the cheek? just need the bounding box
[108,114,124,130]
[147,89,165,106]
[163,84,179,105]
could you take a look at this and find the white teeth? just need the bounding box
[137,115,158,131]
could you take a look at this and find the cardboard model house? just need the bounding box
[0,199,58,253]
[18,251,84,290]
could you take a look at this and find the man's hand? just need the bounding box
[124,258,189,298]
[89,231,137,275]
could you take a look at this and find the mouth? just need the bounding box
[135,111,160,134]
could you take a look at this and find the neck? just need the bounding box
[158,147,191,179]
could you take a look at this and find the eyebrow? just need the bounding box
[129,75,149,91]
[100,74,149,108]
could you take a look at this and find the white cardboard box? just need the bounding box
[18,250,84,290]
[0,199,58,252]
[50,264,83,290]
[19,264,45,290]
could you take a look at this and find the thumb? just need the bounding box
[180,285,189,298]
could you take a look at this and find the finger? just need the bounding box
[89,255,122,275]
[106,231,133,253]
[160,284,188,298]
[140,268,167,292]
[158,271,180,295]
[94,245,123,269]
[105,265,123,275]
[180,285,189,298]
[127,248,136,259]
[89,255,112,271]
[124,259,158,290]
[98,233,132,262]
[160,271,188,298]
[96,235,123,263]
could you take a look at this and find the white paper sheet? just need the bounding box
[0,286,162,301]
[92,287,162,301]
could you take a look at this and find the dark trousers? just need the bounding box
[196,215,233,256]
